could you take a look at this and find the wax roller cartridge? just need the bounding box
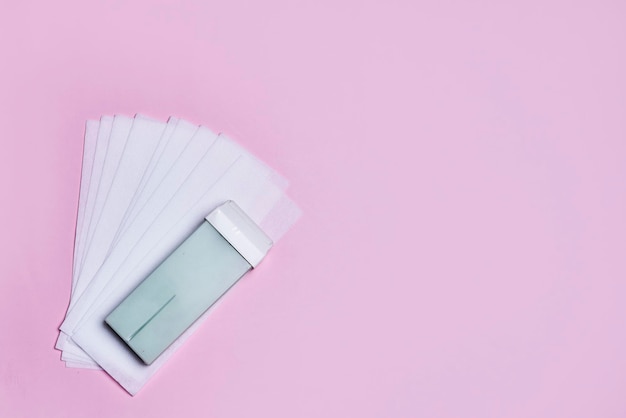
[105,201,272,365]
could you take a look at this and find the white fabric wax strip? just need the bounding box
[65,142,286,363]
[56,118,108,360]
[59,117,175,366]
[60,126,223,359]
[73,116,113,285]
[61,129,233,335]
[75,115,133,295]
[75,117,167,302]
[57,115,176,361]
[72,166,297,394]
[77,116,132,270]
[70,116,177,304]
[112,117,185,246]
[57,116,300,377]
[113,118,199,247]
[72,120,98,282]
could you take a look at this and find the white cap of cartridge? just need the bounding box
[205,201,273,267]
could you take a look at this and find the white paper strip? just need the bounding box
[57,115,300,389]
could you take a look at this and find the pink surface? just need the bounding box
[1,0,625,416]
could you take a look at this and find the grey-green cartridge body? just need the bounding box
[105,201,272,365]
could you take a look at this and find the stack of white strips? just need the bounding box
[56,115,300,395]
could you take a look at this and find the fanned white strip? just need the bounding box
[59,116,300,384]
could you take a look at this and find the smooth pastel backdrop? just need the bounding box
[1,0,625,417]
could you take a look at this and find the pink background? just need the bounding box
[1,0,625,417]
